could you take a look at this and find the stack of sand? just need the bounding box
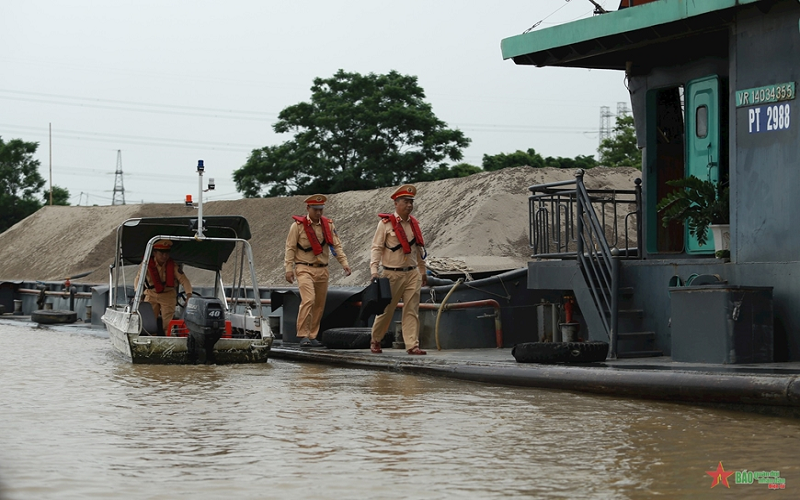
[0,167,641,287]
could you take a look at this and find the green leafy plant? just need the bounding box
[656,176,729,247]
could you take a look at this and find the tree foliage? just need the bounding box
[416,162,482,182]
[482,148,597,171]
[44,185,71,206]
[234,69,471,197]
[0,137,46,233]
[482,148,544,171]
[543,154,597,170]
[598,114,641,168]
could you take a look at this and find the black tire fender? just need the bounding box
[564,341,609,363]
[320,327,372,349]
[511,342,571,364]
[31,309,78,325]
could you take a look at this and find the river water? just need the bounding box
[0,321,798,499]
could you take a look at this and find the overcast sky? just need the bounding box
[1,0,630,205]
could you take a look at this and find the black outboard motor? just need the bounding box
[183,296,226,364]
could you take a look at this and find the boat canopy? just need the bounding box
[500,0,763,70]
[119,216,252,270]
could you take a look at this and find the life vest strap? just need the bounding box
[377,214,424,254]
[292,215,336,256]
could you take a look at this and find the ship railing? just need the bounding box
[527,170,642,357]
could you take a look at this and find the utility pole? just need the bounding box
[599,106,613,146]
[112,150,126,206]
[49,123,53,205]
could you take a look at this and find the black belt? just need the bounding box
[295,262,328,268]
[383,266,416,272]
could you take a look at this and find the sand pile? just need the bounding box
[0,167,641,287]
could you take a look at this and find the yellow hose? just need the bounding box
[435,278,463,351]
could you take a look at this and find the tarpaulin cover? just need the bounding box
[119,216,251,271]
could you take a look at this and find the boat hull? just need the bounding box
[102,307,272,364]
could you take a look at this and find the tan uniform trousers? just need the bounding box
[296,265,329,339]
[143,288,178,326]
[371,269,422,349]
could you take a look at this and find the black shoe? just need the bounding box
[299,338,311,348]
[308,338,324,348]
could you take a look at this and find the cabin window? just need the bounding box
[696,105,708,138]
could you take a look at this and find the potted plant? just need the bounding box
[656,176,730,258]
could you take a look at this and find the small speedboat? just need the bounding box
[102,162,272,364]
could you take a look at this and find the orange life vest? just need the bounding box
[292,215,335,255]
[147,257,175,293]
[378,213,425,254]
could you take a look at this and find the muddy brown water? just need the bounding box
[1,321,798,499]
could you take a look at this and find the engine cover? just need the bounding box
[183,296,226,364]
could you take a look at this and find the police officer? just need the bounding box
[369,184,428,355]
[135,239,193,334]
[285,194,351,348]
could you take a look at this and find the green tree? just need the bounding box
[0,137,45,233]
[482,148,544,171]
[418,162,482,182]
[598,114,642,168]
[482,148,598,171]
[543,154,597,170]
[43,185,71,206]
[234,69,471,197]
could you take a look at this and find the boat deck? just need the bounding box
[271,342,800,416]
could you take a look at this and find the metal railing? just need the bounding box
[528,169,642,357]
[528,171,641,259]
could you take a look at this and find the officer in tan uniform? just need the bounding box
[285,194,352,348]
[134,239,193,334]
[369,184,428,355]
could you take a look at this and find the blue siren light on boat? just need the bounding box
[197,159,204,172]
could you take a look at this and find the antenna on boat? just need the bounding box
[187,159,215,239]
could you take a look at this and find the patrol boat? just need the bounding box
[101,161,272,364]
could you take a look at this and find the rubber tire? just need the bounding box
[564,341,609,363]
[31,309,78,325]
[320,327,372,349]
[511,342,571,364]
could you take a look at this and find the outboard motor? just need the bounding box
[183,296,226,364]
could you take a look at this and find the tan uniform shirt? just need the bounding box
[284,216,349,273]
[134,260,193,294]
[370,212,426,275]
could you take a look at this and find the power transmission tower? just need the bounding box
[112,150,126,206]
[617,101,630,118]
[599,106,613,146]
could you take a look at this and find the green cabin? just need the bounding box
[502,0,800,362]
